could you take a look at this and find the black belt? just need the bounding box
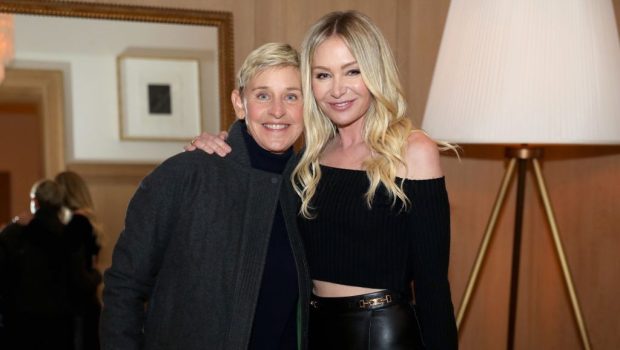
[310,290,408,311]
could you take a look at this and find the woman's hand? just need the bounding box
[184,131,232,157]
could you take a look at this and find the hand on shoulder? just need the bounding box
[183,131,231,157]
[403,131,443,180]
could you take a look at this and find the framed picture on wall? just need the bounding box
[117,55,203,141]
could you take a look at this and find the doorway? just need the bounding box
[0,68,65,225]
[0,101,43,224]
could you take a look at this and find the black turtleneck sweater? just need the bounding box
[242,124,298,350]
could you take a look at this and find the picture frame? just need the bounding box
[117,55,203,141]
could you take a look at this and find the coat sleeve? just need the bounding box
[410,178,458,349]
[100,161,183,350]
[66,216,101,296]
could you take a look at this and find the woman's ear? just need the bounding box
[231,90,245,120]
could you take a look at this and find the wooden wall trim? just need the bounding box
[1,69,65,178]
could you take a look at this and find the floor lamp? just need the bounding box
[422,1,620,349]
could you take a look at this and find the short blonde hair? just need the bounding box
[237,42,300,95]
[293,11,414,218]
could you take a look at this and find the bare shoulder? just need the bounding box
[403,131,443,180]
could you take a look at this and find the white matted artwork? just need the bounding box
[118,55,203,141]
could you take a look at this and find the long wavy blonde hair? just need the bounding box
[292,11,415,218]
[55,171,103,246]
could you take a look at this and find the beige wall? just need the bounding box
[62,0,620,349]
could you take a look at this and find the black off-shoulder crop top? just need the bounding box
[297,165,458,348]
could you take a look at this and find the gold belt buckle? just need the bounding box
[358,294,392,309]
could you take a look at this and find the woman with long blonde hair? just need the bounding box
[55,171,102,350]
[291,11,457,349]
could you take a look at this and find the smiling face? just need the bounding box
[232,65,303,154]
[310,35,372,129]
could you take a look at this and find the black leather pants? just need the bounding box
[309,290,425,350]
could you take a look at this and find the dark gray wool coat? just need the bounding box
[100,121,310,350]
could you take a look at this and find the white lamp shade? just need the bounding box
[422,0,620,144]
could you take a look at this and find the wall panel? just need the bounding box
[404,0,451,127]
[66,163,156,272]
[62,1,620,349]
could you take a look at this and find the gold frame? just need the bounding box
[0,0,236,130]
